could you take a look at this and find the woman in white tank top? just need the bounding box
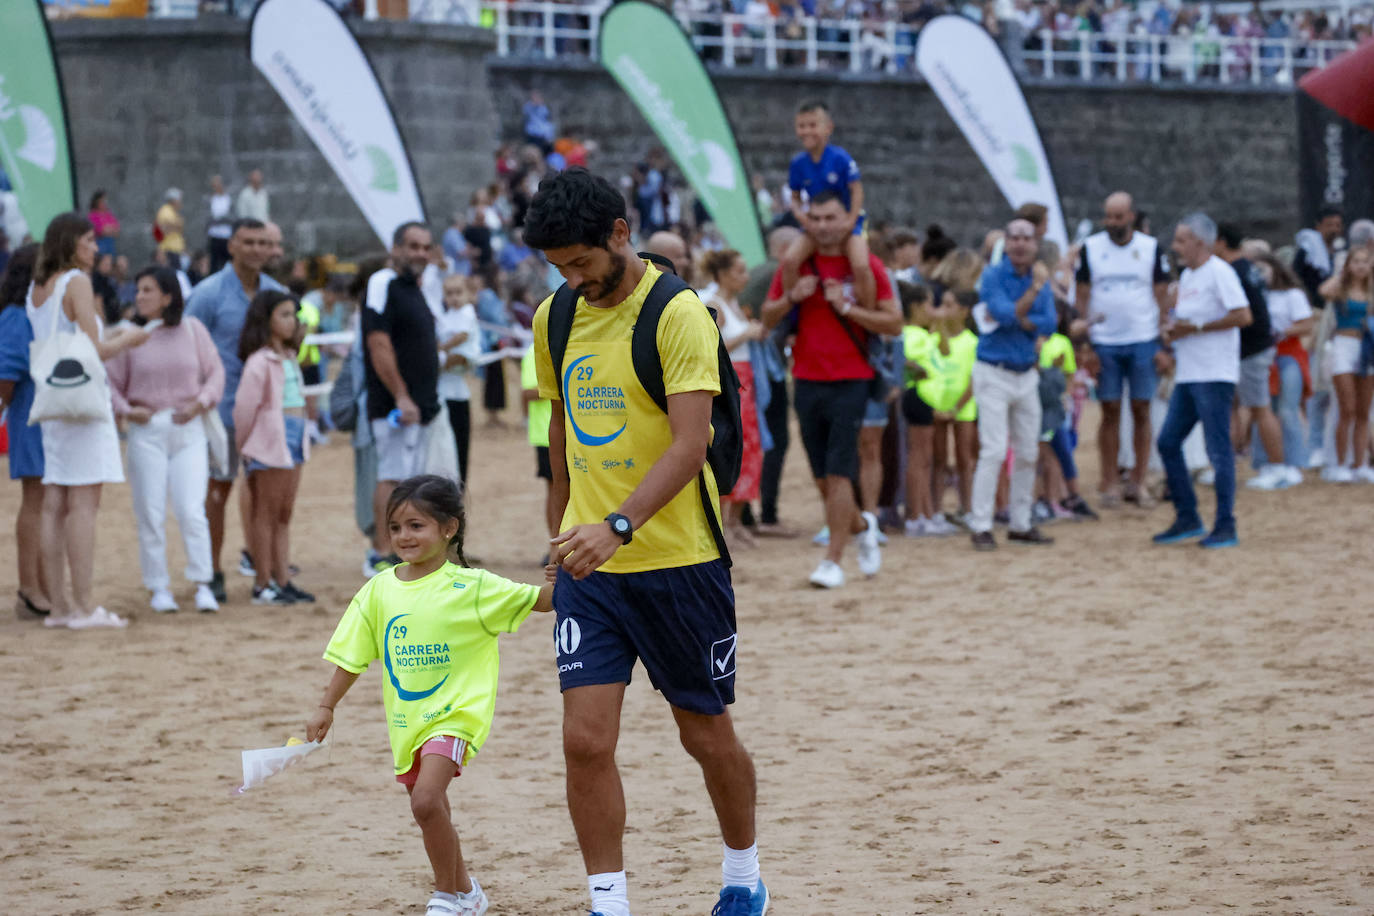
[25,214,149,629]
[701,249,766,549]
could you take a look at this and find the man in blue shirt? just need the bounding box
[185,218,284,600]
[969,218,1059,550]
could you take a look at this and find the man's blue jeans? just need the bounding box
[1158,381,1236,533]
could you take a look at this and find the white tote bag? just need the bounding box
[421,406,462,488]
[27,286,110,425]
[203,409,231,477]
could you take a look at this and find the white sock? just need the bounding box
[588,871,630,916]
[722,842,760,890]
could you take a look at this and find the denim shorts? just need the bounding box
[1094,339,1160,402]
[245,415,306,472]
[862,395,891,427]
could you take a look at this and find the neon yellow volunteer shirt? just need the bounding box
[533,261,722,574]
[323,561,539,773]
[521,346,552,449]
[906,326,978,421]
[1038,332,1078,374]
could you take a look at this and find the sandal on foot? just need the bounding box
[16,591,51,620]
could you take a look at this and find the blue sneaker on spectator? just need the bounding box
[1152,518,1206,545]
[1199,527,1239,549]
[712,880,768,916]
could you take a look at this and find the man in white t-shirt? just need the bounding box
[1152,213,1253,550]
[1075,191,1170,508]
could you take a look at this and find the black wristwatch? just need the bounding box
[605,513,634,545]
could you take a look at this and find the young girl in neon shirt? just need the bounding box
[306,475,553,916]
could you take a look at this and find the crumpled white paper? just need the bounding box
[233,738,323,795]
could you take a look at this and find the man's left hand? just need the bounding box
[551,522,622,580]
[822,279,848,313]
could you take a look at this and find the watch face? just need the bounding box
[613,518,630,534]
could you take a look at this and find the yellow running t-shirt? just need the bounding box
[533,261,722,574]
[323,561,539,773]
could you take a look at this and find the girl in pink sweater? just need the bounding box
[107,267,225,614]
[233,290,313,606]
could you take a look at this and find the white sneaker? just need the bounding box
[237,548,256,577]
[1323,465,1355,483]
[811,525,830,547]
[66,606,128,629]
[875,528,889,546]
[808,559,845,589]
[150,589,179,613]
[1308,451,1326,469]
[1283,466,1304,487]
[856,511,882,577]
[904,517,930,538]
[1355,466,1374,484]
[455,878,490,916]
[1196,468,1216,486]
[926,514,960,536]
[194,584,220,613]
[1245,464,1290,491]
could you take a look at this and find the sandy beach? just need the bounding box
[2,398,1372,915]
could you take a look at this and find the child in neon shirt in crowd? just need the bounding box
[900,283,960,536]
[929,289,980,523]
[306,475,553,916]
[780,100,876,313]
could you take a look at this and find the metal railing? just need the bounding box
[483,1,1359,85]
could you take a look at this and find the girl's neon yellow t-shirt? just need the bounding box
[1039,332,1078,374]
[323,561,539,773]
[905,325,978,420]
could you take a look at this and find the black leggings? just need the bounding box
[483,361,507,412]
[446,399,471,484]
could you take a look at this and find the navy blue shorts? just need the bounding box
[553,560,737,715]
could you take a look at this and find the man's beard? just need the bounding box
[579,252,627,301]
[1106,224,1130,244]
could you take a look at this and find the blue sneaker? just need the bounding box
[1152,519,1206,545]
[712,881,769,916]
[1199,528,1239,549]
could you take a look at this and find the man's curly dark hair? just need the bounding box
[522,168,626,251]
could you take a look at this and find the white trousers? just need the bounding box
[126,410,213,590]
[970,362,1042,534]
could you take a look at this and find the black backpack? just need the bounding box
[547,252,743,567]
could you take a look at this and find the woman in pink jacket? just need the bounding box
[233,290,314,606]
[107,267,224,613]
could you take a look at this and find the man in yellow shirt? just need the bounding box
[527,169,768,916]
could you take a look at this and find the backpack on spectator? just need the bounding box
[326,335,365,432]
[546,252,743,567]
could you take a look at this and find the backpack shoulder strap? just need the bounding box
[630,271,691,414]
[547,283,579,399]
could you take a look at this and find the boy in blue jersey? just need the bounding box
[782,100,876,313]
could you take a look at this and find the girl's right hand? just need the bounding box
[306,706,333,743]
[117,324,152,349]
[125,406,153,425]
